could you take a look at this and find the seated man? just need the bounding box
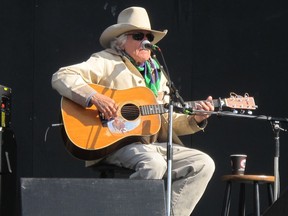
[52,6,215,216]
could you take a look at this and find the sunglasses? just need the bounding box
[127,32,154,42]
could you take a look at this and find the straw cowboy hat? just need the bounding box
[100,6,168,48]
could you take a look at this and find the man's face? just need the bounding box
[123,31,154,64]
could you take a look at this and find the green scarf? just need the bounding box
[136,59,161,96]
[122,51,161,96]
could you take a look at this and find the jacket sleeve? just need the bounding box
[51,61,98,107]
[51,52,111,107]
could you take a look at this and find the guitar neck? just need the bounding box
[179,99,222,109]
[139,99,219,116]
[139,96,256,116]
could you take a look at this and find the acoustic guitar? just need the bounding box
[61,84,257,160]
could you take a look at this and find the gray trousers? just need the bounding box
[104,142,215,216]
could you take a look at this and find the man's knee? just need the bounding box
[133,155,167,179]
[201,153,215,178]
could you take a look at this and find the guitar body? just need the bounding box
[61,84,161,160]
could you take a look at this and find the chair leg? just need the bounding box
[222,181,232,216]
[238,183,246,216]
[253,181,260,216]
[267,183,274,206]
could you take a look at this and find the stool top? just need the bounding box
[221,175,275,183]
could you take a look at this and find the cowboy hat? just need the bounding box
[99,7,168,48]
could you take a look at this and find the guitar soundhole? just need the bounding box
[121,103,140,121]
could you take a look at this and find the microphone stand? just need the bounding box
[193,110,288,202]
[271,121,281,201]
[152,51,189,216]
[166,95,173,216]
[165,82,189,216]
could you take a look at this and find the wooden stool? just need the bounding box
[221,175,275,216]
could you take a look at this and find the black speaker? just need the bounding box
[263,189,288,216]
[20,178,166,216]
[0,128,17,216]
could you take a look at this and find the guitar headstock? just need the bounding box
[223,93,257,110]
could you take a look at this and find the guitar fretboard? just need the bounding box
[140,104,166,116]
[139,99,223,116]
[178,99,222,109]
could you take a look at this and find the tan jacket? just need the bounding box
[52,49,206,159]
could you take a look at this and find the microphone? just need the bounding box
[141,40,160,51]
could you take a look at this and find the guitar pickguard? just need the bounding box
[107,116,140,134]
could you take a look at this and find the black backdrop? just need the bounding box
[1,0,288,215]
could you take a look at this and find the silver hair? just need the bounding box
[110,34,127,51]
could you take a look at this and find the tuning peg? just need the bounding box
[247,110,253,115]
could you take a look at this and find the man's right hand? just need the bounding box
[90,93,118,120]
